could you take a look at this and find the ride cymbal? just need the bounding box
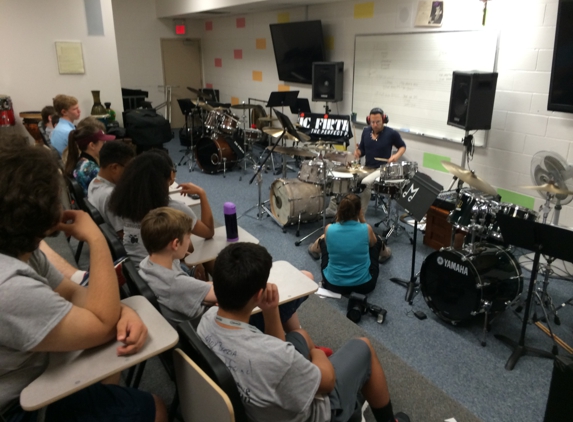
[441,161,498,196]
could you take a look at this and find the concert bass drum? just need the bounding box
[420,244,523,324]
[195,135,237,174]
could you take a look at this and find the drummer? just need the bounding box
[354,107,406,210]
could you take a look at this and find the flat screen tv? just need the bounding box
[270,20,325,85]
[548,0,573,113]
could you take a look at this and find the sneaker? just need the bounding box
[308,240,321,260]
[394,412,411,422]
[315,345,333,357]
[378,244,392,263]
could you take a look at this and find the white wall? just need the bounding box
[112,0,202,109]
[197,0,573,226]
[0,0,123,123]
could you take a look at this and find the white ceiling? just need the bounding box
[158,0,337,19]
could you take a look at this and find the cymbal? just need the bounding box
[267,145,317,158]
[374,157,389,162]
[187,87,213,100]
[333,166,375,175]
[263,127,305,142]
[520,183,573,196]
[231,103,256,110]
[441,161,497,196]
[258,117,278,122]
[192,100,213,112]
[187,86,199,95]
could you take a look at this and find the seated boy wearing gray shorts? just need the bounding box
[197,242,410,422]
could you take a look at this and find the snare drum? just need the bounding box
[374,177,406,196]
[298,159,331,185]
[270,178,324,226]
[380,161,418,180]
[330,171,355,195]
[195,134,237,174]
[244,128,262,143]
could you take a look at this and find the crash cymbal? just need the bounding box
[296,131,311,142]
[231,103,256,110]
[262,127,299,142]
[267,145,317,158]
[374,157,389,162]
[258,116,278,122]
[333,165,375,175]
[192,100,213,112]
[187,86,200,95]
[441,161,497,196]
[520,183,573,196]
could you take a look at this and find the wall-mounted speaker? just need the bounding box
[447,71,498,131]
[312,62,344,102]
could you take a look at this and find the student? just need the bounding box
[108,150,214,277]
[64,120,115,195]
[308,193,390,295]
[0,143,166,422]
[88,141,135,235]
[138,207,305,333]
[197,242,410,422]
[38,105,59,146]
[51,94,81,157]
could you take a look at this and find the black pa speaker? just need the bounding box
[312,62,344,102]
[544,355,573,422]
[447,71,498,131]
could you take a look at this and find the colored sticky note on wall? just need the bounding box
[497,189,535,209]
[354,2,374,19]
[214,58,222,67]
[252,71,263,82]
[277,12,289,23]
[206,83,213,89]
[236,17,245,28]
[256,38,266,50]
[234,49,242,59]
[423,153,450,172]
[231,97,240,105]
[205,21,213,31]
[278,85,290,92]
[324,36,334,51]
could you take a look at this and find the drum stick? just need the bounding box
[374,157,389,162]
[535,321,573,354]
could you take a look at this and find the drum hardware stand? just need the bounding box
[240,129,286,229]
[374,185,413,242]
[447,131,474,191]
[493,214,567,370]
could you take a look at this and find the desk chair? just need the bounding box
[121,258,175,388]
[64,176,87,262]
[176,322,248,422]
[84,200,105,226]
[99,223,127,262]
[173,348,235,422]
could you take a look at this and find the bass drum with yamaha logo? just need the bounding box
[420,244,523,324]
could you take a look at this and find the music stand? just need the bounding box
[289,98,311,114]
[494,215,573,370]
[266,91,299,109]
[176,99,197,169]
[390,172,443,304]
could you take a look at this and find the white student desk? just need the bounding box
[20,296,178,412]
[170,183,201,207]
[184,225,259,266]
[252,260,319,314]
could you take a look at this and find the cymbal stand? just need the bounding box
[237,106,257,181]
[532,258,561,326]
[239,130,285,230]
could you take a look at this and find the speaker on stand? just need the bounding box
[447,71,498,131]
[312,62,344,113]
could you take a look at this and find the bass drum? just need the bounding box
[195,135,237,174]
[420,244,523,324]
[270,178,324,226]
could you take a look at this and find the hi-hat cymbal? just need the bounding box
[333,166,375,175]
[441,161,498,196]
[375,157,389,162]
[231,103,256,110]
[520,183,573,196]
[267,145,317,158]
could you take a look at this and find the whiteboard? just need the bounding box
[352,31,498,147]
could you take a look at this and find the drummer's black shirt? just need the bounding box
[358,126,406,168]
